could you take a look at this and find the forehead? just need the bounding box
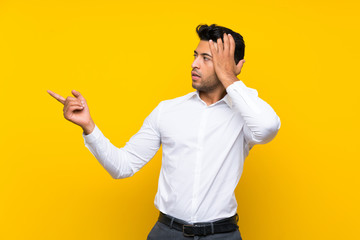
[195,40,211,54]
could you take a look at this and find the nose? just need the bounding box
[191,56,200,69]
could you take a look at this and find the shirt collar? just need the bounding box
[188,90,233,109]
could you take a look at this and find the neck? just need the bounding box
[198,86,227,106]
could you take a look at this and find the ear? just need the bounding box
[235,59,245,75]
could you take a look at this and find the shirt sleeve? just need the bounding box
[82,102,162,179]
[226,80,281,149]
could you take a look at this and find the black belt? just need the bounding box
[158,212,239,237]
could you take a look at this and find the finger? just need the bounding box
[65,96,77,105]
[47,90,65,105]
[209,39,216,55]
[69,102,84,108]
[71,90,85,101]
[228,34,235,59]
[68,105,84,113]
[64,102,83,114]
[214,42,218,52]
[64,98,81,109]
[223,33,230,54]
[64,105,84,120]
[70,97,85,108]
[72,90,87,108]
[217,37,223,52]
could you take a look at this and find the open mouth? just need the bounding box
[192,75,201,80]
[192,71,201,79]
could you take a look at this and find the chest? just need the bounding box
[159,103,244,148]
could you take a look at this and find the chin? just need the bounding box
[192,83,200,90]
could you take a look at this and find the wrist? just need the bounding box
[82,119,95,135]
[219,74,239,89]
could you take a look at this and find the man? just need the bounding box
[48,24,281,239]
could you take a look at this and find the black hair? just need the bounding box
[196,24,245,65]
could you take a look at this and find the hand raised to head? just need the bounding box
[209,33,245,80]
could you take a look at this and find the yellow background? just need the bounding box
[1,0,359,239]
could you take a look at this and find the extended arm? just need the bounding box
[82,102,162,179]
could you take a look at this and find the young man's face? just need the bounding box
[191,40,222,92]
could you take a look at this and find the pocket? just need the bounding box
[238,229,243,240]
[147,221,173,240]
[146,222,160,240]
[209,229,243,240]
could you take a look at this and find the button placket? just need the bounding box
[191,106,210,222]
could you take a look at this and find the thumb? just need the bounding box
[235,59,245,75]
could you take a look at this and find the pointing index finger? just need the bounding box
[47,90,65,105]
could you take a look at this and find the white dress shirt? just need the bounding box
[82,80,281,223]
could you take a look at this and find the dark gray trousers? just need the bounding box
[147,221,243,240]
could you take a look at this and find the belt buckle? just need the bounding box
[183,224,195,237]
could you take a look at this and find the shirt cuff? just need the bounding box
[82,124,101,144]
[226,79,259,96]
[226,79,246,92]
[225,79,262,114]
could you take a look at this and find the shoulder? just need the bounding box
[158,91,196,109]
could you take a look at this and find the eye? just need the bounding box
[204,57,209,61]
[193,54,197,58]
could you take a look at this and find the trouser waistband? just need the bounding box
[158,212,239,237]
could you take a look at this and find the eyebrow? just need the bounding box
[194,50,212,58]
